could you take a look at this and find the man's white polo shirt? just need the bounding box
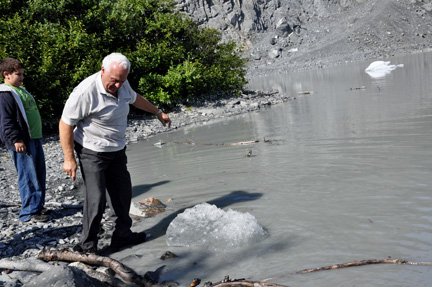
[61,71,137,152]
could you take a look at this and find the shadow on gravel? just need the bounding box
[48,207,81,221]
[1,222,82,259]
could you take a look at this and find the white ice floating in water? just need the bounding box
[365,61,404,78]
[166,202,267,250]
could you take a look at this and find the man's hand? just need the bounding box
[63,158,77,181]
[157,112,172,128]
[14,142,26,154]
[59,119,77,181]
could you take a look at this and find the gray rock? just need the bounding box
[23,265,107,287]
[275,17,293,37]
[8,271,39,285]
[268,47,282,59]
[0,273,14,285]
[424,3,432,11]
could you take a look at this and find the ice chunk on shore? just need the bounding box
[365,61,404,78]
[166,203,267,250]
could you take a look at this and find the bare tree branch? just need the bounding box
[38,249,156,287]
[0,259,51,272]
[192,276,288,287]
[297,258,432,274]
[173,140,259,146]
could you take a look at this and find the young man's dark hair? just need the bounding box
[0,57,25,79]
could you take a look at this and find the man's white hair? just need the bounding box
[102,53,130,73]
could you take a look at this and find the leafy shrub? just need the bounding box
[0,0,248,120]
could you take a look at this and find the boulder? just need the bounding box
[23,265,107,287]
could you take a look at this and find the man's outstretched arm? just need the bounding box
[59,118,77,181]
[132,94,171,128]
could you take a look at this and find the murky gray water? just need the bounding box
[115,52,432,286]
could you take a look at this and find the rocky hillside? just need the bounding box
[175,0,432,77]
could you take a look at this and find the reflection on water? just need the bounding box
[118,52,432,286]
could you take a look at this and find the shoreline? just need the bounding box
[0,88,293,261]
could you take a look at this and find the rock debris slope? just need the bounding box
[175,0,432,76]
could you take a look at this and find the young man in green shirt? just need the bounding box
[0,57,48,222]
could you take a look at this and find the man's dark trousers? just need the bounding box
[75,142,133,250]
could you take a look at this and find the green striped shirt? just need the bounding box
[6,84,43,139]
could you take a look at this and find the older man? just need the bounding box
[59,53,171,253]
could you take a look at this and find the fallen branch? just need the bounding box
[261,258,432,282]
[38,249,156,287]
[0,258,51,272]
[0,203,21,208]
[349,86,366,90]
[297,91,314,95]
[173,140,259,146]
[210,281,288,287]
[297,258,432,274]
[191,276,288,287]
[263,138,284,144]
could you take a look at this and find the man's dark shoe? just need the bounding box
[73,244,98,255]
[110,232,147,249]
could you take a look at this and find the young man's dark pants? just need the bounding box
[75,142,133,250]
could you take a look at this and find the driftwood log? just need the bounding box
[297,91,314,95]
[38,249,156,287]
[209,281,288,287]
[191,276,288,287]
[173,138,284,147]
[0,203,21,208]
[173,140,259,146]
[349,86,366,90]
[0,258,51,272]
[297,258,432,274]
[32,252,432,287]
[36,251,287,287]
[261,258,432,283]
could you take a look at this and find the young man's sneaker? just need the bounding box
[32,213,49,222]
[21,212,49,223]
[40,208,52,215]
[73,244,98,255]
[110,232,147,249]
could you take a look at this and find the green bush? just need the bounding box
[0,0,248,120]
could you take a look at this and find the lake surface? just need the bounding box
[115,52,432,286]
